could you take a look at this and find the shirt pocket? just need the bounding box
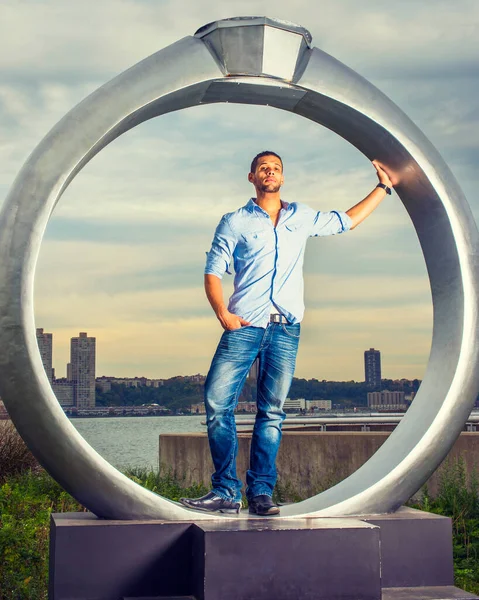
[284,222,307,250]
[285,223,304,233]
[240,229,268,258]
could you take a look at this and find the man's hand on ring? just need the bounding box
[372,160,393,188]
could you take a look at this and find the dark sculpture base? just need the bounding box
[49,507,477,600]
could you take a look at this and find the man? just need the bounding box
[180,151,393,516]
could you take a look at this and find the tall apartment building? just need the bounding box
[364,348,381,389]
[36,328,53,383]
[71,332,96,408]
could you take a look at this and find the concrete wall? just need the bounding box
[159,431,479,500]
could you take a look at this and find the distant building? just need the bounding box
[364,348,381,389]
[106,377,166,388]
[52,380,74,407]
[306,399,332,411]
[36,328,53,383]
[283,398,306,412]
[367,390,406,411]
[96,378,112,393]
[71,332,96,408]
[145,379,165,387]
[187,374,206,383]
[111,378,140,388]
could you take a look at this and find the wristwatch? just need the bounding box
[377,183,392,195]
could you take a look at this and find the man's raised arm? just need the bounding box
[346,161,393,229]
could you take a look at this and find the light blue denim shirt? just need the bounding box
[205,198,352,328]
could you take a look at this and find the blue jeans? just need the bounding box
[204,323,300,502]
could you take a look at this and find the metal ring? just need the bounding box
[0,17,478,520]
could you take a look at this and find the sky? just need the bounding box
[0,0,478,382]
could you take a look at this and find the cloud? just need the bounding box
[298,302,432,381]
[35,237,432,380]
[1,0,478,80]
[2,0,477,380]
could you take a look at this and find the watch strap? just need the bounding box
[377,182,392,195]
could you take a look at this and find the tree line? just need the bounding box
[95,377,422,411]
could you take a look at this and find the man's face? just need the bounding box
[248,155,284,194]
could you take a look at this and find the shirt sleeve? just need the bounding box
[309,209,353,237]
[205,215,237,278]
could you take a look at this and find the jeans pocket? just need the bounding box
[281,323,301,338]
[226,325,251,333]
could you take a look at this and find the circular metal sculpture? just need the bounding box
[0,17,478,520]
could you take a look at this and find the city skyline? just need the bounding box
[39,326,418,384]
[2,2,477,381]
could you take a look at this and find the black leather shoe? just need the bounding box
[179,491,242,514]
[248,495,280,516]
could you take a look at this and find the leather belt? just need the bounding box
[270,313,289,324]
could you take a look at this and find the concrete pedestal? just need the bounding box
[49,508,478,600]
[364,508,454,588]
[194,518,380,600]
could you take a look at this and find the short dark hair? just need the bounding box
[250,151,283,173]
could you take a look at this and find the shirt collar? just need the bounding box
[245,198,290,213]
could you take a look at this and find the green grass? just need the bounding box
[0,467,209,600]
[124,465,209,501]
[0,470,85,599]
[411,457,479,594]
[2,460,479,599]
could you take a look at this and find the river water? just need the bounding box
[71,415,252,470]
[71,415,208,470]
